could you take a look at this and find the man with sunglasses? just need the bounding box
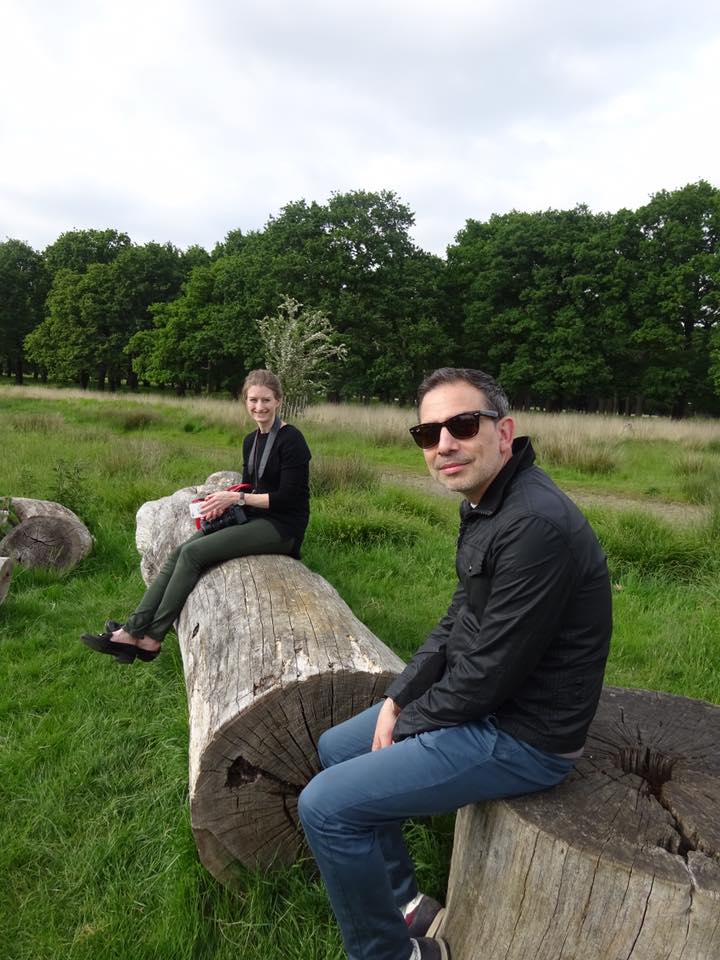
[299,368,612,960]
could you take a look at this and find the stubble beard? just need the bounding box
[432,456,500,502]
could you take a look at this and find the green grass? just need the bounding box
[538,436,720,504]
[1,389,719,959]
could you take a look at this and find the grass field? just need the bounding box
[1,385,719,960]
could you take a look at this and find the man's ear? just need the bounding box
[497,415,515,454]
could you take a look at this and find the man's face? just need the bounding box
[418,381,515,503]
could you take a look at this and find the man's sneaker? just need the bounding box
[413,935,451,960]
[405,895,445,938]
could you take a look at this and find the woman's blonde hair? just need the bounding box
[241,369,283,402]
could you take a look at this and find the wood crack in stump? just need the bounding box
[281,790,299,834]
[225,754,299,796]
[300,700,318,757]
[613,745,697,859]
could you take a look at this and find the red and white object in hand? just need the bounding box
[189,483,252,529]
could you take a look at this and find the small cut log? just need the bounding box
[0,497,93,570]
[438,685,720,960]
[136,472,404,883]
[0,556,12,605]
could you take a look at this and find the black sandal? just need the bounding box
[81,631,138,665]
[104,620,161,663]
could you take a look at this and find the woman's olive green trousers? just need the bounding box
[123,519,294,642]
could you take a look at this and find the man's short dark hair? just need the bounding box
[417,368,510,417]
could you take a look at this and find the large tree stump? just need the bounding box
[136,472,404,883]
[0,556,12,605]
[0,497,93,570]
[439,686,720,960]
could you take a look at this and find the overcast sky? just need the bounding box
[2,0,719,257]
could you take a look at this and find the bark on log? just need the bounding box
[136,472,405,882]
[0,556,12,605]
[439,686,720,960]
[0,498,93,570]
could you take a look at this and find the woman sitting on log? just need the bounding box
[81,369,311,665]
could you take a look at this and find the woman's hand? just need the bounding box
[372,698,401,751]
[200,490,242,521]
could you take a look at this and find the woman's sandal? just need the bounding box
[80,631,138,665]
[104,620,161,663]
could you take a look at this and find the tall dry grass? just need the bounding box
[303,402,720,450]
[0,384,253,430]
[2,385,720,447]
[515,411,720,447]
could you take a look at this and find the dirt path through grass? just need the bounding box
[380,470,709,527]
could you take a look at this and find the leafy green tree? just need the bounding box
[256,190,448,400]
[256,295,347,416]
[26,242,187,388]
[128,259,260,395]
[448,204,660,413]
[181,244,211,273]
[25,268,93,386]
[448,207,604,408]
[211,228,248,260]
[363,250,452,402]
[632,181,720,416]
[151,191,445,401]
[0,239,49,383]
[43,228,131,276]
[710,326,720,398]
[111,242,187,388]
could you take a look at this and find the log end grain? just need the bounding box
[189,663,400,873]
[0,499,93,570]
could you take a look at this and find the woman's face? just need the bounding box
[245,385,281,431]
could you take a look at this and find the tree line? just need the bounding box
[1,182,719,415]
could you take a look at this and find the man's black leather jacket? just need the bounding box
[386,437,612,754]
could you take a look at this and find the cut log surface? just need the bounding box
[136,472,404,882]
[0,556,12,605]
[0,498,93,570]
[441,685,720,960]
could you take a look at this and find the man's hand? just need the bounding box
[372,698,401,751]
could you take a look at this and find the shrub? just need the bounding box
[257,295,347,417]
[584,507,715,580]
[48,459,96,523]
[100,408,163,432]
[9,412,65,433]
[311,511,421,547]
[534,435,617,475]
[310,456,377,496]
[674,452,720,504]
[183,418,205,433]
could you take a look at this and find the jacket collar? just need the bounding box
[460,436,535,519]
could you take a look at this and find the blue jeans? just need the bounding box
[298,702,575,960]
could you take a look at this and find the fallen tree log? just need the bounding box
[0,497,93,570]
[438,685,720,960]
[0,556,12,605]
[136,472,404,882]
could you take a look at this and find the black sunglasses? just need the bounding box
[409,409,499,449]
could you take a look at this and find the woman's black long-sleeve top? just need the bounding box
[241,424,311,556]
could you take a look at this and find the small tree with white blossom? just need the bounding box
[256,295,347,417]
